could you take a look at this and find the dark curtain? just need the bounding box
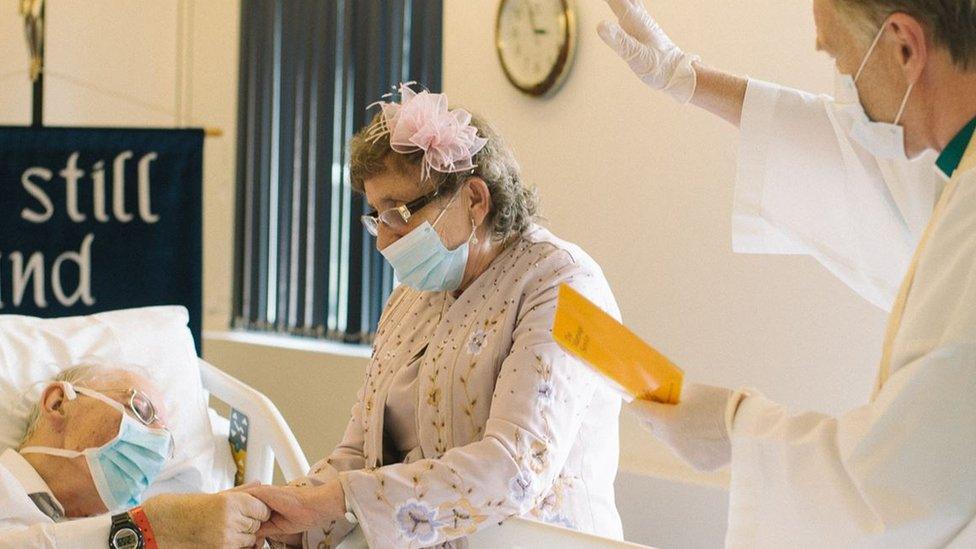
[233,0,443,344]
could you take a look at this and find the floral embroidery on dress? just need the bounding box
[541,513,576,530]
[467,329,489,355]
[509,469,534,503]
[395,499,445,545]
[465,311,501,357]
[458,306,508,436]
[439,498,488,537]
[536,380,555,403]
[533,355,555,442]
[529,440,549,474]
[311,520,340,549]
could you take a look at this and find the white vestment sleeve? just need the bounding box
[727,156,976,548]
[733,78,941,311]
[727,344,976,548]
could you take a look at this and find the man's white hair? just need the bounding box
[18,361,156,448]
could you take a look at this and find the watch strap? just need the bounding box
[128,507,158,549]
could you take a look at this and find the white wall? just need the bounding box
[0,4,31,124]
[1,2,893,547]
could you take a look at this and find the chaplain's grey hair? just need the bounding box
[835,0,976,70]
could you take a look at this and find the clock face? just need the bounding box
[496,0,576,96]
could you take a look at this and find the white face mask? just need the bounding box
[834,23,917,160]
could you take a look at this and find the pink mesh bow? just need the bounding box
[366,83,488,180]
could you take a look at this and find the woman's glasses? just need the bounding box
[361,188,442,236]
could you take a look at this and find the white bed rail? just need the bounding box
[199,360,309,484]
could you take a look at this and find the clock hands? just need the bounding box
[525,1,548,36]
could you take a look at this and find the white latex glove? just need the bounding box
[597,0,700,103]
[628,383,742,471]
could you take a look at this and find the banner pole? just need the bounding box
[23,0,46,128]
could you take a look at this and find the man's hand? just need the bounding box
[142,490,270,548]
[628,383,741,471]
[597,0,700,103]
[241,480,346,538]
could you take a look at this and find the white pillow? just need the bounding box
[0,306,215,494]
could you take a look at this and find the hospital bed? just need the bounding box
[0,307,649,548]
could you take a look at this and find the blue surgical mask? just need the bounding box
[21,384,173,512]
[380,191,474,292]
[834,24,916,160]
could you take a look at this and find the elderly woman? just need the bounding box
[250,85,623,549]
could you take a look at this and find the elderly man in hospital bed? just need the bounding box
[0,363,270,549]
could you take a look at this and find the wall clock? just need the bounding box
[495,0,577,97]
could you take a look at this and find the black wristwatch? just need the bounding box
[108,511,143,549]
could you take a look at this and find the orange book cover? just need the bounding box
[553,284,683,404]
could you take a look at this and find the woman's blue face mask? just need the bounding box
[380,189,475,292]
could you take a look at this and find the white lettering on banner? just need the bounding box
[112,151,134,223]
[18,151,161,224]
[137,153,160,224]
[51,234,95,307]
[91,160,110,223]
[60,152,86,222]
[5,148,165,312]
[20,167,54,223]
[10,250,46,308]
[0,234,96,310]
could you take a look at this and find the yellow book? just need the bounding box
[552,284,683,404]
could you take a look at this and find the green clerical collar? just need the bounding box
[936,116,976,178]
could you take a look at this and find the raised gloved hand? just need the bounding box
[597,0,700,103]
[628,383,741,471]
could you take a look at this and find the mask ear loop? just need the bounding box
[893,80,916,125]
[855,23,888,83]
[853,20,917,125]
[59,381,77,400]
[430,184,465,228]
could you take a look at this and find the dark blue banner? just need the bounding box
[0,127,203,350]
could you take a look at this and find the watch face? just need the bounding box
[112,527,141,549]
[496,0,576,96]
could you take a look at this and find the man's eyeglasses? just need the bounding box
[76,385,163,427]
[124,388,161,427]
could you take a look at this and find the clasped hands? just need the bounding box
[242,478,347,548]
[141,479,345,549]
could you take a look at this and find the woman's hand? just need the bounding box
[242,480,347,538]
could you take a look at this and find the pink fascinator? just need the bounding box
[365,82,488,180]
